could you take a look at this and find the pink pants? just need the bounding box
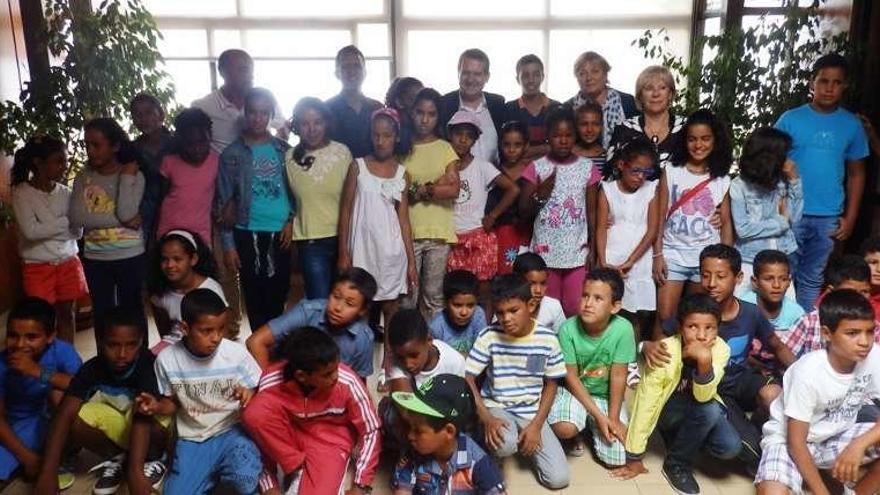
[547,266,586,317]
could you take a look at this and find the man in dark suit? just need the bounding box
[439,48,506,164]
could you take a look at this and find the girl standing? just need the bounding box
[487,121,533,274]
[11,136,87,342]
[573,102,607,186]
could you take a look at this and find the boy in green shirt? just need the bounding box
[548,268,636,466]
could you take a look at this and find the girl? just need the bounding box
[157,107,219,245]
[385,76,424,118]
[216,87,294,331]
[487,121,533,274]
[129,93,172,244]
[573,102,607,186]
[286,97,352,299]
[653,109,733,336]
[445,111,519,309]
[11,136,87,342]
[519,106,598,316]
[730,127,802,296]
[70,118,147,335]
[148,229,225,353]
[595,137,660,342]
[338,107,416,324]
[401,88,461,319]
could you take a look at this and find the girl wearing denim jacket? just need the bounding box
[730,127,803,296]
[215,88,295,331]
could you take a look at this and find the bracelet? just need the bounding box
[652,252,663,258]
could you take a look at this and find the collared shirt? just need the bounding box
[781,309,880,359]
[266,298,374,377]
[192,89,287,154]
[392,434,506,495]
[458,95,499,164]
[325,94,383,159]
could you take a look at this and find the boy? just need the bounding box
[755,289,880,495]
[465,274,569,489]
[861,236,880,317]
[775,53,870,311]
[612,295,740,495]
[242,327,380,494]
[512,252,566,332]
[391,374,507,494]
[326,45,383,158]
[783,254,877,358]
[136,289,263,493]
[246,268,376,378]
[430,270,488,354]
[0,297,80,485]
[549,268,635,466]
[34,308,168,495]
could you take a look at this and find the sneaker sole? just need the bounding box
[662,468,700,495]
[150,472,166,490]
[92,486,120,495]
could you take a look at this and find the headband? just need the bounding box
[165,229,198,250]
[371,107,401,127]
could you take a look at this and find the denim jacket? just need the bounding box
[729,176,803,263]
[215,136,294,250]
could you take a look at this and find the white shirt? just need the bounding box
[537,296,566,333]
[192,89,287,154]
[459,96,498,164]
[762,345,880,448]
[150,278,227,346]
[454,158,499,232]
[11,182,81,263]
[387,339,466,388]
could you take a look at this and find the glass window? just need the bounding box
[403,0,545,19]
[213,30,243,57]
[164,60,212,106]
[142,0,236,17]
[551,0,690,17]
[357,24,390,57]
[158,29,208,58]
[241,0,383,17]
[744,0,784,6]
[244,30,352,58]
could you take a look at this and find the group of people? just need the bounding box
[3,40,880,495]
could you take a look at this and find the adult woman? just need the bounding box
[565,51,638,149]
[607,65,685,178]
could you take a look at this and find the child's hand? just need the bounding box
[652,255,667,287]
[681,341,711,363]
[20,450,41,479]
[610,418,628,444]
[279,221,294,250]
[781,158,798,181]
[482,414,509,451]
[536,171,556,201]
[594,414,615,444]
[642,340,671,369]
[121,213,143,230]
[832,438,867,483]
[233,386,254,408]
[481,214,496,232]
[337,251,352,273]
[708,207,722,229]
[518,422,542,456]
[611,459,648,480]
[7,351,41,379]
[135,392,159,416]
[406,263,418,292]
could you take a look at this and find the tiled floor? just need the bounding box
[0,318,756,494]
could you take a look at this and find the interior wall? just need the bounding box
[0,0,27,202]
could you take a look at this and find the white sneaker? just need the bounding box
[89,454,124,495]
[143,455,167,490]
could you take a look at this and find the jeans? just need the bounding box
[793,215,838,311]
[657,392,742,470]
[82,254,147,336]
[234,229,291,332]
[296,237,337,300]
[402,240,450,321]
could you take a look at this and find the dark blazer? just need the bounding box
[439,90,507,138]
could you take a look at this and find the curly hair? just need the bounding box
[737,127,792,190]
[672,108,732,179]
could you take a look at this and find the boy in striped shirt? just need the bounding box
[465,274,569,489]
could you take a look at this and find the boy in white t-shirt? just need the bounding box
[136,289,263,493]
[756,289,880,495]
[513,253,566,332]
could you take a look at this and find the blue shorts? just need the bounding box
[163,426,261,494]
[0,414,46,480]
[665,258,701,283]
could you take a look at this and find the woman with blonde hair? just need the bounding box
[565,51,638,148]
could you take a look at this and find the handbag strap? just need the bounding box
[666,176,713,221]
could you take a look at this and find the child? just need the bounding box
[487,121,533,274]
[861,236,880,317]
[775,53,870,311]
[504,54,560,160]
[136,289,263,494]
[596,136,660,341]
[430,270,488,354]
[402,87,460,319]
[11,135,87,342]
[326,45,384,159]
[70,117,147,334]
[242,327,381,494]
[148,229,226,352]
[215,87,294,331]
[549,268,635,466]
[572,101,607,186]
[653,109,733,338]
[783,254,877,358]
[34,308,168,494]
[755,289,880,495]
[157,107,219,244]
[391,374,507,494]
[246,268,376,379]
[612,294,740,495]
[338,107,416,324]
[465,274,569,489]
[730,127,802,297]
[512,253,566,332]
[0,298,81,486]
[129,93,172,244]
[519,106,598,316]
[445,110,520,308]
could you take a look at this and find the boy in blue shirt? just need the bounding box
[430,270,488,354]
[775,53,869,311]
[0,298,80,485]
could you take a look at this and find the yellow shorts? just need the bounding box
[77,401,171,448]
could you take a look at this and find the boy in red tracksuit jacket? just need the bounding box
[242,326,381,494]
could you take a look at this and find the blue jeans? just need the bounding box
[657,392,742,470]
[296,237,337,300]
[793,215,838,311]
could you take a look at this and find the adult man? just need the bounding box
[325,45,383,158]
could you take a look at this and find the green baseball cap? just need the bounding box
[391,374,474,428]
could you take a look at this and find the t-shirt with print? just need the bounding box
[465,322,566,419]
[403,139,459,243]
[454,158,500,232]
[522,155,595,269]
[157,151,220,244]
[154,338,262,441]
[67,349,159,412]
[537,296,566,333]
[775,104,869,216]
[430,306,488,354]
[762,346,880,447]
[0,340,82,420]
[245,142,290,232]
[387,340,466,388]
[557,315,636,399]
[662,166,731,268]
[150,277,226,347]
[285,140,352,241]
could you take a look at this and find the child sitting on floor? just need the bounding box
[429,270,488,354]
[512,253,566,332]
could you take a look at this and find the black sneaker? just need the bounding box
[143,455,167,490]
[90,454,124,495]
[662,463,700,495]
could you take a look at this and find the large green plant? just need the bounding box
[0,0,175,169]
[635,4,853,149]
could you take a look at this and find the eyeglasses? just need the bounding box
[629,167,654,176]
